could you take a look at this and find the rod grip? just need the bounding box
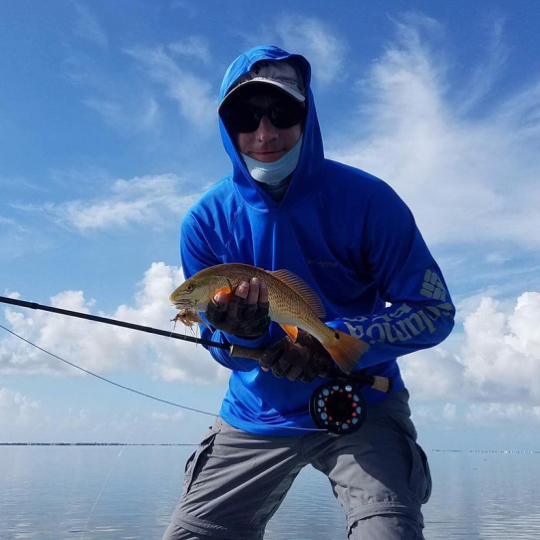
[229,345,265,360]
[230,345,392,393]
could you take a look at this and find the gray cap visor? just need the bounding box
[218,79,306,113]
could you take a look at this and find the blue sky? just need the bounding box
[1,0,540,450]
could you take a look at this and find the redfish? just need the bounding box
[169,263,369,374]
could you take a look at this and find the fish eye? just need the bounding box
[186,284,194,292]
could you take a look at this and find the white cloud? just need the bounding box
[57,407,91,433]
[456,15,509,115]
[233,16,347,87]
[412,403,458,426]
[0,386,203,442]
[83,95,160,134]
[0,176,47,193]
[168,37,211,64]
[442,402,457,421]
[66,51,162,134]
[18,174,204,232]
[412,400,540,428]
[276,17,347,85]
[0,263,228,385]
[151,411,184,422]
[485,252,511,265]
[401,345,465,400]
[71,1,108,48]
[466,402,540,426]
[0,216,17,227]
[461,293,540,401]
[0,219,54,260]
[45,165,113,193]
[402,291,540,411]
[0,387,41,421]
[170,1,199,18]
[125,46,216,127]
[328,14,540,248]
[0,387,49,440]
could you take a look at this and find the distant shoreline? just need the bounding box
[429,449,540,454]
[0,443,538,453]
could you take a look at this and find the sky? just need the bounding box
[1,0,540,451]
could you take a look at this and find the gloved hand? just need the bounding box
[205,277,270,339]
[259,330,335,382]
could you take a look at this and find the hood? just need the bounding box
[218,45,325,212]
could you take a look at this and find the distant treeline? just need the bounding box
[0,442,198,446]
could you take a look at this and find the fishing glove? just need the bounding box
[259,330,335,383]
[205,296,271,339]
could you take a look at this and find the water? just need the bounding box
[1,446,540,539]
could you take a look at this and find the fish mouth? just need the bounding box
[172,299,197,309]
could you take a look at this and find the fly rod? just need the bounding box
[0,295,390,393]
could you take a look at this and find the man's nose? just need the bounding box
[255,116,278,141]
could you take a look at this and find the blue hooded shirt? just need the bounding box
[179,46,455,436]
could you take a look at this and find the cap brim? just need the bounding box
[218,79,305,113]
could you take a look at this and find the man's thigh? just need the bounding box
[310,389,431,539]
[164,417,305,540]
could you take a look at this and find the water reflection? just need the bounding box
[0,447,539,539]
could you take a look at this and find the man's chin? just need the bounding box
[249,151,286,162]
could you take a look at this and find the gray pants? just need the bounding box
[163,389,431,540]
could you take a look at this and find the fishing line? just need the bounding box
[79,413,140,540]
[154,319,180,365]
[0,323,326,432]
[0,323,217,418]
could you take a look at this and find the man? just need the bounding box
[163,45,455,540]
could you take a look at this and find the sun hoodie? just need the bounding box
[179,45,455,436]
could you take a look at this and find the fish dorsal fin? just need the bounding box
[271,269,326,318]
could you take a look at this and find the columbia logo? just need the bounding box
[420,270,447,301]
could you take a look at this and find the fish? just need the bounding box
[169,263,369,374]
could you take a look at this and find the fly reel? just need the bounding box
[309,379,368,435]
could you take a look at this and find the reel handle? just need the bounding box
[330,369,393,394]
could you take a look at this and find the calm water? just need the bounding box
[1,446,540,539]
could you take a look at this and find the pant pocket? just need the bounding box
[388,412,431,505]
[182,422,221,497]
[416,442,432,504]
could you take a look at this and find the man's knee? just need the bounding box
[349,514,425,540]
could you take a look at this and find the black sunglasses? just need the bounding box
[220,98,305,133]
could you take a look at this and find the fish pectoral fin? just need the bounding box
[279,324,299,342]
[214,286,232,296]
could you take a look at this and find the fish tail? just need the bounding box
[323,329,370,374]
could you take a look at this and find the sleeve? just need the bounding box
[180,212,270,372]
[326,181,455,371]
